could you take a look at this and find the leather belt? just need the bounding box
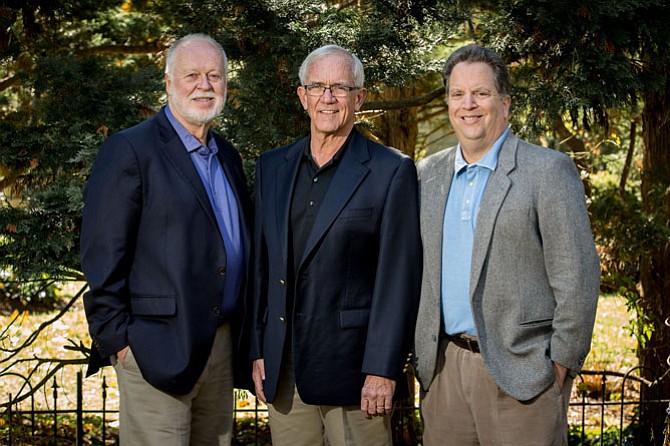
[445,333,480,354]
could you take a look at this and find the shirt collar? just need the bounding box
[165,105,219,154]
[454,126,510,173]
[303,129,353,165]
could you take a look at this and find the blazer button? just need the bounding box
[218,267,227,277]
[279,316,286,323]
[278,279,286,286]
[212,305,222,315]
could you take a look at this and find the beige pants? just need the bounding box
[112,324,234,446]
[268,360,392,446]
[421,339,572,446]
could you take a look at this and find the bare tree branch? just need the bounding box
[0,285,86,364]
[0,74,20,92]
[77,43,167,56]
[0,357,87,408]
[361,86,445,111]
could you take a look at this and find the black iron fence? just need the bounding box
[1,366,668,445]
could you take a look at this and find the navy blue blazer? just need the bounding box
[80,107,253,395]
[251,129,422,405]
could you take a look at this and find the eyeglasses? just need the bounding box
[304,84,359,97]
[446,89,501,103]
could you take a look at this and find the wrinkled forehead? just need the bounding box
[173,41,226,72]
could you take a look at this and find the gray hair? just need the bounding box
[442,44,511,97]
[298,44,365,88]
[165,33,228,78]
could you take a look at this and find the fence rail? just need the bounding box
[1,366,668,445]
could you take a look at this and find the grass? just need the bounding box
[0,288,640,442]
[585,293,638,372]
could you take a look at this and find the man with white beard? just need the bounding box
[80,33,253,446]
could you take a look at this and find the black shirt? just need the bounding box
[289,133,351,277]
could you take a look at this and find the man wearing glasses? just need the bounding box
[250,44,422,446]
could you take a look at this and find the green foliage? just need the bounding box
[0,0,459,284]
[0,269,60,312]
[568,423,636,446]
[466,0,670,138]
[589,181,665,348]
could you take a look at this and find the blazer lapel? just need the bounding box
[275,140,305,263]
[299,131,370,269]
[420,149,456,306]
[155,110,220,231]
[470,134,517,297]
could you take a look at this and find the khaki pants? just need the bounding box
[268,360,392,446]
[421,338,572,446]
[113,324,234,446]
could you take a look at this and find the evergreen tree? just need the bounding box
[464,1,670,442]
[0,0,456,283]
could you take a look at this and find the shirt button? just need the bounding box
[278,279,286,286]
[217,267,227,276]
[313,177,319,183]
[469,182,474,186]
[279,316,286,323]
[309,200,315,206]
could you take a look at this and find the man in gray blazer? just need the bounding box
[414,44,600,446]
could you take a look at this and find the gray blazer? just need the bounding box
[413,132,600,401]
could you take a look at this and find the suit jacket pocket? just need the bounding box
[339,308,370,328]
[341,208,373,219]
[130,296,176,317]
[517,317,553,327]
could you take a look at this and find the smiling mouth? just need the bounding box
[461,116,481,123]
[320,110,338,114]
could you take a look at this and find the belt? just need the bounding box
[445,333,480,354]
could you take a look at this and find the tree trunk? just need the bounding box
[370,86,419,158]
[639,65,670,445]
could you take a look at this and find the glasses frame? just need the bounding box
[303,83,360,98]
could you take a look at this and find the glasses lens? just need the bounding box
[307,86,325,96]
[305,85,355,97]
[331,86,349,97]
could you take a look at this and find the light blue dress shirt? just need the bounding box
[165,106,243,318]
[441,127,510,336]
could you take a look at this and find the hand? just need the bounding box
[553,362,569,390]
[252,359,267,403]
[361,375,395,419]
[117,346,129,363]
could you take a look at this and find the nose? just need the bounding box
[320,87,337,102]
[197,74,213,89]
[462,92,477,107]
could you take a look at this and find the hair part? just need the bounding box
[165,33,228,78]
[442,44,511,97]
[298,44,365,88]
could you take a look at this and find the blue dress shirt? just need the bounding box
[441,127,510,336]
[165,106,244,318]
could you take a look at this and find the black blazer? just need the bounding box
[81,107,253,395]
[251,129,422,405]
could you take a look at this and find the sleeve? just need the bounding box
[362,156,423,378]
[539,154,601,373]
[249,156,268,360]
[80,133,142,358]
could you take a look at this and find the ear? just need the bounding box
[501,94,511,119]
[297,85,308,110]
[354,88,367,112]
[165,72,172,96]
